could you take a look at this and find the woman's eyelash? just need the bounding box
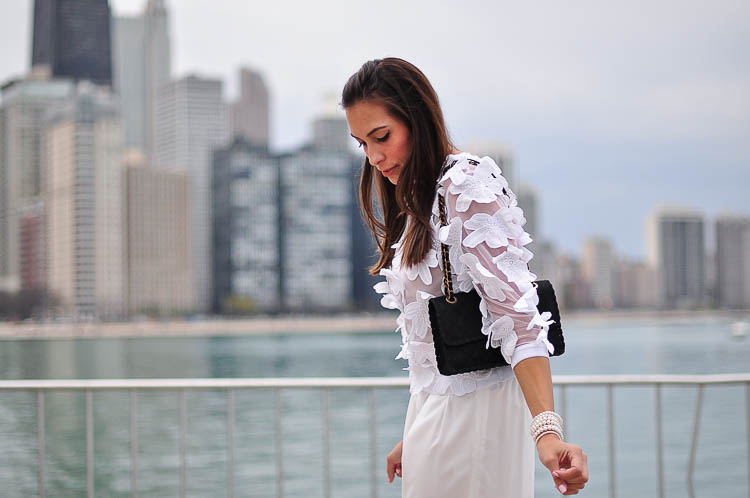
[357,141,365,148]
[376,132,390,142]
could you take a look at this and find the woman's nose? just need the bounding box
[369,150,385,167]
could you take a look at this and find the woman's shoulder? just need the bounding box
[437,151,514,213]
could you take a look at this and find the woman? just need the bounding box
[342,58,589,497]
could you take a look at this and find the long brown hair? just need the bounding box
[341,58,454,274]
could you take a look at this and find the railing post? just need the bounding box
[275,388,283,498]
[370,387,378,498]
[130,389,138,498]
[179,389,187,498]
[746,382,750,498]
[607,383,616,498]
[687,384,704,498]
[37,390,45,498]
[322,387,331,498]
[227,388,235,498]
[655,383,664,498]
[86,390,94,498]
[560,384,568,441]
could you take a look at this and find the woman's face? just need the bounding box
[346,100,412,185]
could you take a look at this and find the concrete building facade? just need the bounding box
[154,75,229,311]
[0,77,73,292]
[112,0,171,157]
[280,147,352,311]
[231,68,269,147]
[647,207,706,309]
[212,139,280,313]
[715,214,750,308]
[125,157,192,316]
[44,84,125,318]
[582,236,617,309]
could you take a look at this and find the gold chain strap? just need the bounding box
[437,159,458,304]
[437,194,457,304]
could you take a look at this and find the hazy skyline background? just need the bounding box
[1,0,748,259]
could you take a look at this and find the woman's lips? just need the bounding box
[382,165,399,177]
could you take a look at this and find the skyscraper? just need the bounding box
[125,153,193,316]
[311,95,350,152]
[231,68,269,147]
[715,213,750,308]
[517,183,538,244]
[581,236,617,309]
[44,83,125,318]
[280,147,353,311]
[154,75,229,311]
[212,139,280,313]
[350,155,381,310]
[0,77,73,292]
[112,0,171,156]
[647,207,706,309]
[31,0,113,86]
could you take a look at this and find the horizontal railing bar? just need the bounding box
[0,374,749,391]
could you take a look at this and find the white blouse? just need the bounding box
[375,152,556,396]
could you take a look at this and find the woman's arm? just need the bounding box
[514,356,589,495]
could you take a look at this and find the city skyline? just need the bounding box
[1,0,748,260]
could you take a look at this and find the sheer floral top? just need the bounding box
[374,151,556,396]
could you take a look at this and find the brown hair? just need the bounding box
[341,58,454,274]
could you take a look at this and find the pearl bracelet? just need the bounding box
[530,410,564,443]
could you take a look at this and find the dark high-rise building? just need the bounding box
[32,0,113,86]
[212,139,281,314]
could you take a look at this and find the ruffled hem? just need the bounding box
[399,340,513,396]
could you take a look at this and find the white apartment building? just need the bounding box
[582,236,617,309]
[44,83,125,318]
[0,77,73,291]
[154,75,229,311]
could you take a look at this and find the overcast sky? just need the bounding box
[1,0,748,259]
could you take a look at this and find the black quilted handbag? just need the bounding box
[427,178,565,376]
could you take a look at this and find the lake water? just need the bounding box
[0,314,748,497]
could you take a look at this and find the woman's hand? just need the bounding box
[537,434,589,495]
[386,440,403,483]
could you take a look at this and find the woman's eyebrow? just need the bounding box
[351,125,388,140]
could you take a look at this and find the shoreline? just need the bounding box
[0,309,747,340]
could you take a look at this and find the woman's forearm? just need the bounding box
[513,356,555,417]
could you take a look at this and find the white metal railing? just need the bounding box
[1,374,749,498]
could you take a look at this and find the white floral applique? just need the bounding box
[403,341,438,393]
[462,209,524,249]
[403,290,434,339]
[404,249,439,285]
[492,245,536,284]
[488,315,517,359]
[438,216,465,275]
[373,281,401,311]
[527,310,556,354]
[459,253,515,301]
[447,158,508,212]
[379,267,405,298]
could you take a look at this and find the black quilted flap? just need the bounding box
[428,291,487,346]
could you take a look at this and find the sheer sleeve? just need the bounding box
[437,154,555,369]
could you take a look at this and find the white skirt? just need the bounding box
[401,376,535,498]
